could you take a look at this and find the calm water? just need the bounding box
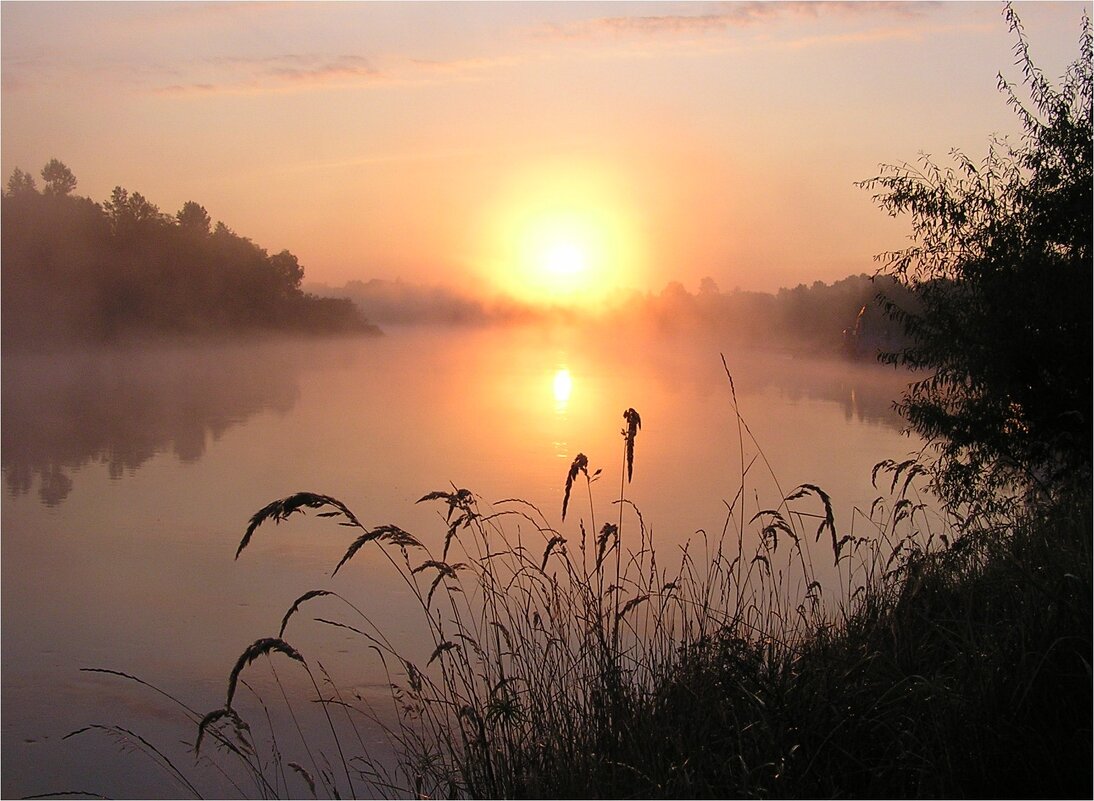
[2,326,920,798]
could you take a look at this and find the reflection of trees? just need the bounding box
[716,357,907,430]
[1,341,306,506]
[752,355,907,429]
[582,330,908,432]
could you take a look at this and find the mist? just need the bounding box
[4,161,914,365]
[306,272,912,361]
[1,339,338,506]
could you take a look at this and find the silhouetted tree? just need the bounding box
[859,4,1092,505]
[103,187,134,236]
[2,172,376,343]
[176,201,211,236]
[269,249,305,294]
[103,186,168,238]
[5,168,38,197]
[40,158,77,197]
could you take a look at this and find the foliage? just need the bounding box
[69,400,1086,800]
[44,358,1091,799]
[6,166,38,196]
[41,157,77,196]
[210,397,870,799]
[176,200,212,235]
[858,5,1092,507]
[1,161,379,344]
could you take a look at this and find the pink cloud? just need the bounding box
[535,2,936,40]
[150,53,380,96]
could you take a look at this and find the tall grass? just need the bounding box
[60,363,1091,799]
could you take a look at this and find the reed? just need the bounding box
[56,360,1091,799]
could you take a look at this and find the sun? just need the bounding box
[476,161,648,307]
[544,242,587,278]
[517,211,602,296]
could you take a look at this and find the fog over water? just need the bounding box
[2,326,922,798]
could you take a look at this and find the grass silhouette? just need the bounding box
[55,361,1091,799]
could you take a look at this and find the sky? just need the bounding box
[1,1,1087,304]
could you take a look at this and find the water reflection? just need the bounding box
[552,367,573,413]
[754,354,905,429]
[1,327,919,800]
[1,339,328,506]
[0,330,908,508]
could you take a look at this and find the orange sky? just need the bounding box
[1,2,1085,303]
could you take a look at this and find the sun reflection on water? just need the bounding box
[552,367,573,413]
[551,366,573,457]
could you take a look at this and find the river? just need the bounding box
[2,325,922,798]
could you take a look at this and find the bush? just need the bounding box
[859,5,1092,508]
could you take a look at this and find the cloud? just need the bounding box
[244,53,380,89]
[150,53,381,96]
[0,54,130,94]
[2,2,950,99]
[776,21,989,51]
[151,51,529,97]
[154,82,220,96]
[535,1,937,40]
[2,49,382,98]
[539,4,779,37]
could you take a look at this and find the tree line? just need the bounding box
[619,273,914,356]
[2,160,377,345]
[310,273,914,360]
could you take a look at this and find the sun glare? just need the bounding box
[544,242,587,277]
[478,162,647,307]
[553,367,573,412]
[519,212,602,296]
